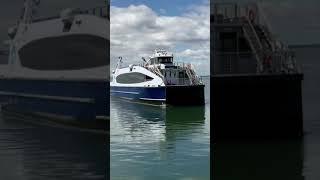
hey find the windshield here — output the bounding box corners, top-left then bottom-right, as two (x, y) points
(158, 57), (173, 63)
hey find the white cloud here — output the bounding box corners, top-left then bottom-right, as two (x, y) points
(110, 2), (210, 75)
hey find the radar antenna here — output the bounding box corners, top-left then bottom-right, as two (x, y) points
(116, 56), (123, 69)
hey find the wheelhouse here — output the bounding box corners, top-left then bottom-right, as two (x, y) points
(145, 49), (203, 86)
(148, 50), (174, 65)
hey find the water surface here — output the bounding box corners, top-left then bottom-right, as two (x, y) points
(110, 78), (210, 180)
(0, 112), (108, 180)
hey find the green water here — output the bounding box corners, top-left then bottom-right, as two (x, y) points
(110, 78), (210, 180)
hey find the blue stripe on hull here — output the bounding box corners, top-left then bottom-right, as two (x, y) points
(0, 79), (109, 120)
(110, 86), (166, 102)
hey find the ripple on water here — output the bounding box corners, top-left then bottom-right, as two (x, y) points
(110, 79), (211, 179)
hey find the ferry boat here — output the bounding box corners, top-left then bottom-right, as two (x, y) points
(0, 0), (109, 130)
(111, 49), (205, 105)
(211, 2), (303, 139)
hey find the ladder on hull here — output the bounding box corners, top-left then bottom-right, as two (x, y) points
(185, 64), (200, 85)
(242, 17), (264, 73)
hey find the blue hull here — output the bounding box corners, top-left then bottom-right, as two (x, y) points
(0, 78), (109, 121)
(111, 85), (205, 106)
(110, 86), (166, 102)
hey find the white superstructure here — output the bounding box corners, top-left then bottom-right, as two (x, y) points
(2, 0), (109, 80)
(111, 49), (203, 87)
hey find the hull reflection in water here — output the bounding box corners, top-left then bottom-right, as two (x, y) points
(110, 98), (209, 179)
(0, 113), (108, 180)
(213, 140), (304, 180)
(111, 98), (205, 137)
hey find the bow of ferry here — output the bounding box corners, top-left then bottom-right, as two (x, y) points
(0, 0), (109, 131)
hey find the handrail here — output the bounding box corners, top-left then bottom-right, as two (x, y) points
(244, 16), (263, 50)
(255, 3), (276, 51)
(31, 6), (108, 23)
(185, 65), (194, 85)
(242, 17), (263, 72)
(147, 66), (164, 79)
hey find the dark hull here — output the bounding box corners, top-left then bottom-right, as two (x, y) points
(166, 85), (205, 106)
(211, 73), (303, 140)
(0, 78), (109, 131)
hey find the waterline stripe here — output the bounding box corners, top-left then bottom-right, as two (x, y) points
(0, 91), (94, 103)
(117, 98), (166, 107)
(110, 90), (139, 95)
(139, 98), (166, 101)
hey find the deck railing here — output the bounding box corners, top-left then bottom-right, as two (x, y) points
(32, 6), (108, 23)
(141, 62), (203, 85)
(212, 2), (300, 75)
(79, 6), (108, 18)
(214, 50), (299, 74)
(212, 2), (268, 26)
(164, 78), (191, 86)
(212, 3), (257, 23)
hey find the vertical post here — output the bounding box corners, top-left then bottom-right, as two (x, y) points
(236, 30), (239, 73)
(214, 4), (217, 15)
(235, 4), (237, 18)
(183, 63), (185, 85)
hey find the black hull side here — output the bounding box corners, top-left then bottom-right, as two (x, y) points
(166, 85), (205, 106)
(0, 78), (109, 133)
(211, 73), (304, 141)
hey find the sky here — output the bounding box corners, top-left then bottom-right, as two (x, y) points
(111, 0), (207, 16)
(213, 0), (320, 45)
(110, 0), (210, 76)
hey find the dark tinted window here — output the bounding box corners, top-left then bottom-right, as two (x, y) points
(158, 57), (173, 63)
(116, 72), (153, 84)
(18, 34), (108, 70)
(220, 32), (237, 52)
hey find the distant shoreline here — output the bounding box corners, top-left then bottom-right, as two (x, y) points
(289, 44), (320, 48)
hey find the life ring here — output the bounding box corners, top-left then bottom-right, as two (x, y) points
(248, 10), (255, 22)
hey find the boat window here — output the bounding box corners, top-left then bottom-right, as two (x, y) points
(150, 58), (158, 64)
(18, 34), (108, 70)
(220, 32), (237, 52)
(239, 37), (251, 52)
(158, 57), (173, 64)
(146, 75), (153, 80)
(179, 71), (189, 78)
(179, 72), (184, 78)
(116, 72), (153, 84)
